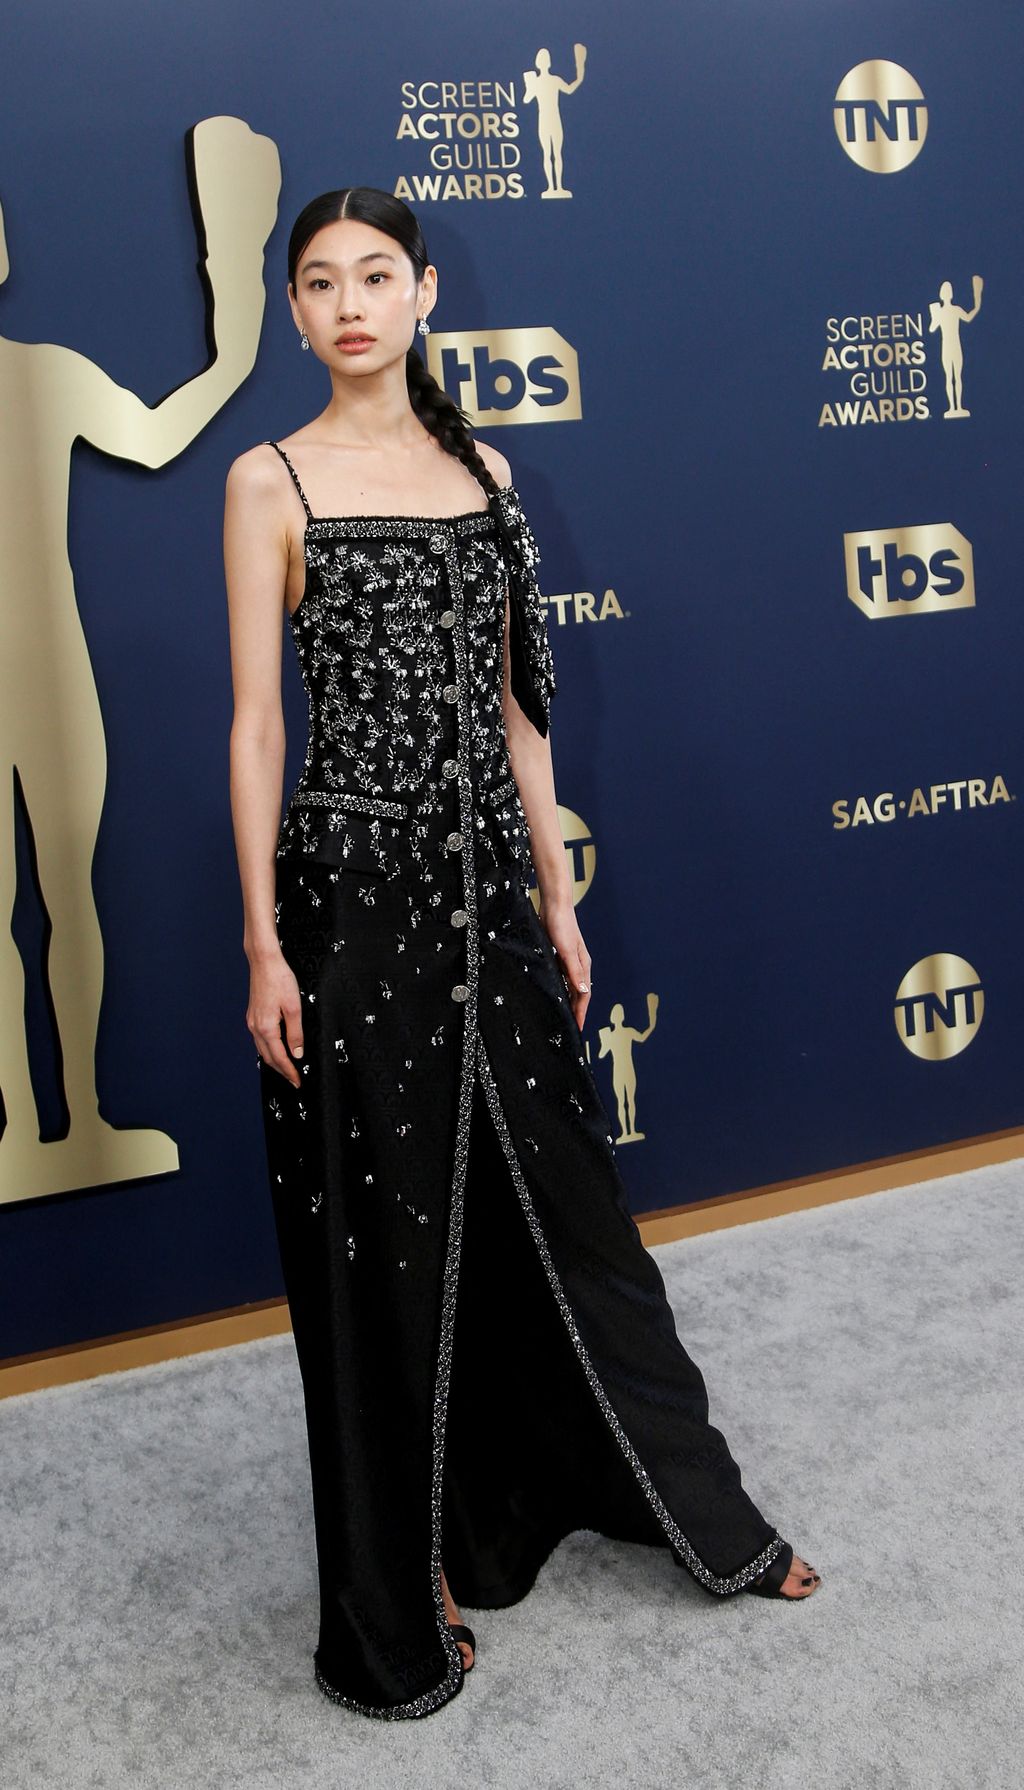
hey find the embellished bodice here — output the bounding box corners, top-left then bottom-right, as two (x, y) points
(265, 443), (557, 885)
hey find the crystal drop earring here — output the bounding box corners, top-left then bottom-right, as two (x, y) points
(300, 329), (309, 351)
(417, 316), (430, 336)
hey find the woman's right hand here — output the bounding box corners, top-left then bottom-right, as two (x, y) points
(248, 950), (305, 1087)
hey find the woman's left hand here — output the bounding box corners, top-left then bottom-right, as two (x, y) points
(537, 897), (592, 1030)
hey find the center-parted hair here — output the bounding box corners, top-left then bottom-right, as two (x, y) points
(287, 187), (501, 501)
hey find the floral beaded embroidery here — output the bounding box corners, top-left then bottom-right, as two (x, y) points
(273, 486), (555, 867)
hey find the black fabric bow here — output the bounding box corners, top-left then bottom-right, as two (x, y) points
(488, 492), (551, 738)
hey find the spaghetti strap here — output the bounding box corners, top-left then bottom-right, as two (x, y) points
(266, 439), (315, 521)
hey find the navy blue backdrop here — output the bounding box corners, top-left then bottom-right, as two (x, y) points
(1, 0), (1020, 1356)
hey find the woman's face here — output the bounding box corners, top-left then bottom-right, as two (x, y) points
(288, 217), (435, 372)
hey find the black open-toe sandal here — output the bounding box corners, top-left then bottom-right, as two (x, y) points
(743, 1541), (817, 1598)
(449, 1621), (476, 1670)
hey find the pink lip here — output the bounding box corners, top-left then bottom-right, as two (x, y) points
(337, 337), (374, 351)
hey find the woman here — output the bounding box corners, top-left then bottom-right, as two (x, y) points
(223, 187), (821, 1722)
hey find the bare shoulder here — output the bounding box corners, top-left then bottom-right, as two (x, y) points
(225, 439), (286, 505)
(473, 438), (514, 490)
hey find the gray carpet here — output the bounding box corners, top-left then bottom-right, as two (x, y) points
(3, 1158), (1022, 1790)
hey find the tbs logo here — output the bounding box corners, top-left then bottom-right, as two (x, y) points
(426, 327), (582, 426)
(844, 524), (975, 618)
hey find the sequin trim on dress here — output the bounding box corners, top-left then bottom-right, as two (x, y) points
(420, 526), (485, 1683)
(473, 1038), (787, 1597)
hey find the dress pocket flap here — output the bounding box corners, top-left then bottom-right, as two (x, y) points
(288, 789), (409, 821)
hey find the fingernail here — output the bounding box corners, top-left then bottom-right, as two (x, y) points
(293, 1046), (303, 1057)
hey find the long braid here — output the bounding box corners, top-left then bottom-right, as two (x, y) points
(404, 347), (549, 735)
(405, 350), (500, 500)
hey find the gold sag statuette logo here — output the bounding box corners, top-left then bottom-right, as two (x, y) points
(523, 44), (587, 198)
(894, 955), (984, 1061)
(425, 326), (581, 426)
(527, 803), (595, 915)
(930, 277), (984, 417)
(832, 776), (1011, 830)
(0, 117), (281, 1207)
(844, 525), (974, 618)
(597, 995), (660, 1145)
(394, 43), (587, 203)
(834, 61), (927, 173)
(819, 278), (986, 428)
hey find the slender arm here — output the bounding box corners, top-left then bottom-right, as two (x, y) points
(223, 451), (291, 963)
(223, 446), (308, 1084)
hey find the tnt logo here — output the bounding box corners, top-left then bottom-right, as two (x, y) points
(425, 327), (582, 426)
(894, 954), (984, 1061)
(834, 61), (928, 173)
(844, 524), (975, 618)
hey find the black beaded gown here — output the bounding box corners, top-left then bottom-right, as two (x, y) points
(257, 440), (786, 1721)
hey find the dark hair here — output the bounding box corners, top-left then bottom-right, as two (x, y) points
(287, 187), (500, 500)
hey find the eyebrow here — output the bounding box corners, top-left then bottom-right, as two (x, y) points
(300, 252), (397, 273)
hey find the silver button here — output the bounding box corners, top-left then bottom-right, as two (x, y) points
(441, 758), (458, 779)
(442, 683), (458, 703)
(451, 983), (469, 1002)
(446, 831), (463, 852)
(439, 610), (455, 628)
(450, 909), (468, 928)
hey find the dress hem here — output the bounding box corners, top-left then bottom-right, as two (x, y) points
(313, 1655), (465, 1722)
(473, 1038), (786, 1598)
